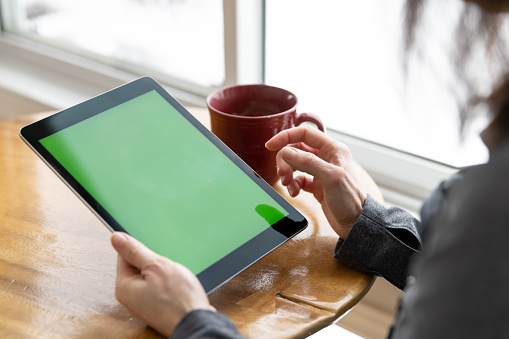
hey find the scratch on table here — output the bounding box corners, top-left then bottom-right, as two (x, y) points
(6, 279), (15, 291)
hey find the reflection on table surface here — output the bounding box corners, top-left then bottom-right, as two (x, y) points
(0, 109), (374, 338)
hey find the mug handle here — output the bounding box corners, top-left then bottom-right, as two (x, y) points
(295, 113), (325, 132)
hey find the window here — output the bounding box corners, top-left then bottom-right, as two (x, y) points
(1, 0), (482, 207)
(265, 0), (489, 168)
(2, 0), (225, 90)
(2, 0), (487, 167)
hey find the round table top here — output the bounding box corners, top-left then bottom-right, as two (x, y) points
(0, 110), (374, 338)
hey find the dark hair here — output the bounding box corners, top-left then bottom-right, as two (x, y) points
(404, 0), (509, 139)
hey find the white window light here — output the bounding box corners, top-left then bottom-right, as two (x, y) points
(0, 0), (468, 212)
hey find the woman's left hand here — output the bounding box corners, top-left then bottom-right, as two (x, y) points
(111, 232), (214, 338)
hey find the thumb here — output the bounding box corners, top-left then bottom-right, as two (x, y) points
(281, 146), (335, 182)
(111, 232), (157, 270)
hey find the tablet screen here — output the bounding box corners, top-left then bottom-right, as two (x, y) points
(39, 90), (288, 274)
(20, 77), (307, 293)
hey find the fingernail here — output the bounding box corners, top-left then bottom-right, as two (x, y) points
(288, 185), (295, 196)
(113, 232), (127, 245)
(282, 147), (297, 160)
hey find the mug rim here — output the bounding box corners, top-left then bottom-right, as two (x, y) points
(206, 84), (298, 119)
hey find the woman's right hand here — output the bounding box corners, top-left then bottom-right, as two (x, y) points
(266, 126), (382, 239)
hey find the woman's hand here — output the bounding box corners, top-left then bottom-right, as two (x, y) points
(111, 232), (214, 338)
(266, 126), (382, 239)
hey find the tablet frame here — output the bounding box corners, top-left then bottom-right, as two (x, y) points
(19, 77), (308, 294)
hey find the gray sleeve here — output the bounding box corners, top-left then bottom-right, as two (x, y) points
(334, 194), (422, 290)
(172, 310), (243, 339)
(391, 155), (509, 338)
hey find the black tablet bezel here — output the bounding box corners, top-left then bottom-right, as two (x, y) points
(19, 77), (307, 294)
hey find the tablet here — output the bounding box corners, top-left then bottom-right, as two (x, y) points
(20, 77), (307, 294)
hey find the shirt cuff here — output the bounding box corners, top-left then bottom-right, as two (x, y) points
(172, 309), (243, 339)
(333, 194), (420, 290)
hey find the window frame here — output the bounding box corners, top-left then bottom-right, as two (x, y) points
(0, 0), (457, 213)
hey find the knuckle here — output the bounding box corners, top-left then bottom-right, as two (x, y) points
(300, 125), (314, 133)
(144, 256), (166, 273)
(301, 151), (317, 167)
(334, 141), (352, 157)
(125, 245), (143, 265)
(330, 143), (352, 165)
(323, 165), (347, 184)
(341, 145), (352, 158)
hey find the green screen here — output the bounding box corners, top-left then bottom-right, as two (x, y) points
(40, 90), (287, 274)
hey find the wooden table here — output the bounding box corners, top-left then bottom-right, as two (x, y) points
(0, 108), (375, 338)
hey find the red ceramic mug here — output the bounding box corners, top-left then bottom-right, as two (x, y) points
(206, 84), (324, 186)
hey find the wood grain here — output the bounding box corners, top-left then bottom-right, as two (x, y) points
(0, 109), (374, 338)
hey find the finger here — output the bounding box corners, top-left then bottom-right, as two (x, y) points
(114, 253), (141, 307)
(286, 178), (299, 197)
(281, 146), (337, 183)
(287, 142), (319, 155)
(111, 232), (157, 271)
(112, 233), (142, 280)
(276, 140), (319, 186)
(294, 174), (315, 195)
(276, 150), (295, 185)
(266, 126), (326, 152)
(116, 251), (139, 278)
(267, 126), (342, 164)
(286, 174), (312, 197)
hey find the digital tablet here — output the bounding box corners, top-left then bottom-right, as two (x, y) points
(20, 77), (307, 294)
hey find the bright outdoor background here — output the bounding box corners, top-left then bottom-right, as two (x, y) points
(2, 0), (491, 167)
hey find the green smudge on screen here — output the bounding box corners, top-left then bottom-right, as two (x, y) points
(255, 204), (287, 225)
